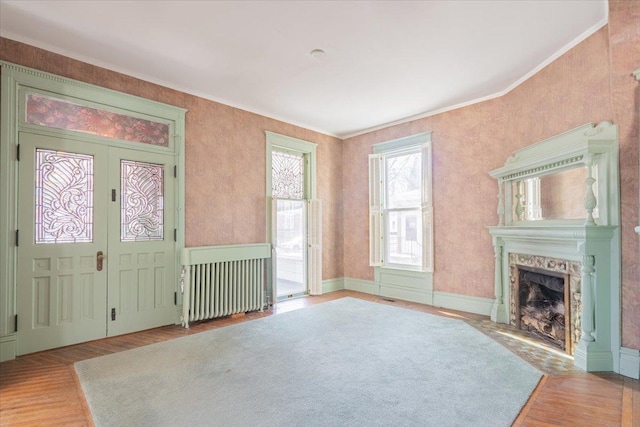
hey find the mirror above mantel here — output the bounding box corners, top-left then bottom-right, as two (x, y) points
(490, 121), (619, 227)
(510, 166), (597, 222)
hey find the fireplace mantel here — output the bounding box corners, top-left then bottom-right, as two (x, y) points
(487, 122), (620, 373)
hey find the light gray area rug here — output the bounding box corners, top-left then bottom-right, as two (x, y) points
(75, 297), (541, 427)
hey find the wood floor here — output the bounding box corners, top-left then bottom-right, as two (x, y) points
(1, 290), (638, 426)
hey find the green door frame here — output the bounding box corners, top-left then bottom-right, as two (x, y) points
(265, 131), (317, 304)
(0, 61), (186, 361)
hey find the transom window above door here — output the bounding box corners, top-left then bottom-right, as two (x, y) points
(23, 91), (172, 148)
(271, 151), (305, 199)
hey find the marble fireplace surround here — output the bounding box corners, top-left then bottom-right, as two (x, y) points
(487, 122), (621, 373)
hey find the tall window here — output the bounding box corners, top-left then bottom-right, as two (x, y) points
(369, 133), (433, 271)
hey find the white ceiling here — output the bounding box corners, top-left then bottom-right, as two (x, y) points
(0, 1), (607, 138)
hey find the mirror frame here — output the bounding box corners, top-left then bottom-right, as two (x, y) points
(489, 122), (619, 227)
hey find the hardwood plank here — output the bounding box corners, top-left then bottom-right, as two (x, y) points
(512, 375), (547, 426)
(622, 375), (640, 426)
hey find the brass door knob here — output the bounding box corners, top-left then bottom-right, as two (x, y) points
(97, 251), (105, 271)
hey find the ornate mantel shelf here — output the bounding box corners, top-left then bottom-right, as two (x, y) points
(487, 225), (616, 242)
(486, 122), (621, 373)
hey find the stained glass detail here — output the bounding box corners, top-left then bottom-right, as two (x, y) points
(26, 93), (170, 147)
(121, 160), (164, 242)
(35, 149), (94, 244)
(272, 151), (304, 199)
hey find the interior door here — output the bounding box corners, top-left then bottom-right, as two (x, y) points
(17, 133), (177, 355)
(17, 132), (109, 355)
(107, 148), (175, 336)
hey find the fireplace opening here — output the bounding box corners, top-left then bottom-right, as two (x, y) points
(515, 267), (571, 353)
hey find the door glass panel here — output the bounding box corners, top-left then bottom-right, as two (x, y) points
(276, 200), (306, 297)
(35, 149), (94, 244)
(121, 160), (164, 242)
(272, 151), (304, 199)
(26, 93), (170, 147)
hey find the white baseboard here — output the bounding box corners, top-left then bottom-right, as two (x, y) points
(344, 277), (380, 295)
(344, 277), (493, 317)
(619, 347), (640, 379)
(0, 334), (16, 362)
(322, 278), (345, 293)
(344, 277), (379, 294)
(378, 285), (432, 305)
(432, 291), (493, 316)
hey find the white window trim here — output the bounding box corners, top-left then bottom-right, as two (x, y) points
(370, 132), (433, 272)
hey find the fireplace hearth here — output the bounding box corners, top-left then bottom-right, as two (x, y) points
(516, 269), (569, 352)
(510, 254), (580, 355)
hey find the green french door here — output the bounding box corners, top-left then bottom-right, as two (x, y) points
(16, 132), (175, 355)
(107, 147), (175, 337)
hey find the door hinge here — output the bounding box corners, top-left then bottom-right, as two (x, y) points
(15, 230), (19, 247)
(174, 165), (177, 178)
(174, 292), (177, 305)
(111, 308), (116, 321)
(174, 229), (177, 242)
(14, 314), (17, 332)
(16, 144), (20, 161)
(111, 189), (116, 202)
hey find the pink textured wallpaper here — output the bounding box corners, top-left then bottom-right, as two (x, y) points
(0, 38), (344, 281)
(344, 27), (612, 287)
(609, 0), (640, 350)
(344, 14), (639, 350)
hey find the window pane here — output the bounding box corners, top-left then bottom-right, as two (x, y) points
(275, 200), (306, 297)
(35, 149), (94, 244)
(26, 93), (170, 147)
(272, 151), (304, 199)
(386, 210), (422, 267)
(385, 151), (421, 209)
(121, 160), (164, 242)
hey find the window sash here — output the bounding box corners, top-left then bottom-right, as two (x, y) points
(384, 207), (422, 269)
(368, 134), (433, 272)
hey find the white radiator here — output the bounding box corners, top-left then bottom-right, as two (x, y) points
(180, 243), (271, 328)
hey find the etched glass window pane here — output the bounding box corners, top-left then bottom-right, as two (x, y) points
(35, 149), (94, 244)
(272, 151), (304, 199)
(26, 93), (170, 147)
(121, 160), (164, 242)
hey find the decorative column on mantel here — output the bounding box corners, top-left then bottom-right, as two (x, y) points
(579, 255), (595, 343)
(497, 180), (505, 227)
(490, 243), (507, 323)
(583, 154), (597, 226)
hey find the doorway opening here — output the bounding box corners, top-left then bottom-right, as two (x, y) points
(275, 199), (306, 299)
(265, 132), (318, 304)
